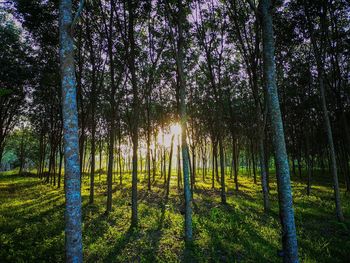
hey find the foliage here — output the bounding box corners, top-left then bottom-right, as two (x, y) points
(0, 9), (32, 160)
(3, 128), (39, 169)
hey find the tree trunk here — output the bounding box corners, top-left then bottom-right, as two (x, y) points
(176, 0), (192, 242)
(306, 157), (312, 196)
(127, 0), (139, 228)
(90, 132), (95, 204)
(147, 104), (151, 191)
(166, 135), (175, 198)
(259, 138), (270, 212)
(53, 148), (57, 186)
(99, 139), (102, 181)
(18, 129), (25, 176)
(118, 134), (123, 186)
(177, 138), (182, 191)
(59, 0), (83, 261)
(261, 0), (299, 261)
(297, 157), (302, 179)
(212, 143), (215, 189)
(292, 158), (296, 178)
(192, 146), (196, 187)
(105, 0), (116, 215)
(232, 136), (239, 191)
(251, 140), (257, 184)
(58, 143), (63, 189)
(37, 129), (44, 178)
(40, 136), (47, 178)
(219, 137), (226, 204)
(306, 3), (344, 222)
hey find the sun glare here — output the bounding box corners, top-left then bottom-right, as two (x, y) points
(170, 123), (182, 136)
(157, 123), (182, 148)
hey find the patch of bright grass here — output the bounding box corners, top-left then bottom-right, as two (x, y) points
(0, 169), (349, 262)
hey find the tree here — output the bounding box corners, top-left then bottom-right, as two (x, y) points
(225, 0), (270, 210)
(260, 0), (299, 261)
(127, 0), (140, 228)
(176, 0), (193, 243)
(0, 10), (30, 162)
(59, 0), (84, 261)
(303, 0), (344, 222)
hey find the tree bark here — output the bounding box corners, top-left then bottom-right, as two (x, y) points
(261, 0), (299, 261)
(166, 135), (175, 199)
(105, 0), (117, 215)
(59, 0), (83, 261)
(127, 0), (139, 228)
(219, 138), (226, 204)
(176, 0), (192, 243)
(58, 142), (63, 189)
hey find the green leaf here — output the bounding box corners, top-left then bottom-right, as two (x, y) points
(0, 88), (13, 97)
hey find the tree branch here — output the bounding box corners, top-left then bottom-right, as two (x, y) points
(71, 0), (85, 35)
(246, 0), (257, 14)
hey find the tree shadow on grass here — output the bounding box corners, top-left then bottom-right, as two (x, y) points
(98, 226), (140, 263)
(191, 202), (279, 262)
(0, 203), (66, 263)
(140, 198), (167, 262)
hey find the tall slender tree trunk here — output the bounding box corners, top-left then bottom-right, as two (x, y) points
(118, 133), (123, 186)
(176, 0), (192, 243)
(259, 138), (270, 212)
(215, 145), (219, 183)
(232, 136), (239, 191)
(146, 102), (151, 191)
(297, 155), (302, 179)
(59, 0), (83, 261)
(166, 135), (175, 199)
(127, 0), (139, 228)
(317, 71), (344, 221)
(202, 145), (206, 182)
(305, 3), (344, 222)
(177, 138), (182, 191)
(90, 131), (95, 204)
(106, 125), (115, 213)
(37, 129), (44, 177)
(105, 0), (117, 214)
(87, 19), (97, 204)
(212, 142), (216, 189)
(0, 145), (4, 166)
(53, 149), (57, 186)
(261, 0), (298, 261)
(99, 139), (102, 181)
(192, 146), (196, 187)
(40, 136), (47, 178)
(58, 142), (63, 189)
(251, 140), (257, 184)
(47, 145), (53, 184)
(291, 158), (296, 178)
(163, 146), (166, 183)
(306, 159), (312, 196)
(219, 137), (226, 204)
(153, 139), (157, 182)
(18, 129), (25, 176)
(339, 145), (350, 192)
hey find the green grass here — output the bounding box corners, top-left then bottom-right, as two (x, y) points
(0, 169), (349, 262)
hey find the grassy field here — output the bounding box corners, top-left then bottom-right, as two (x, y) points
(0, 169), (349, 262)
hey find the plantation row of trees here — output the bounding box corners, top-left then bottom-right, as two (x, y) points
(1, 0), (349, 262)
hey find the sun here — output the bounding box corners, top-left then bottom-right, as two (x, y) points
(156, 122), (182, 148)
(170, 123), (182, 136)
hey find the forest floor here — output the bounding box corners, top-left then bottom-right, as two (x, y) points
(0, 169), (349, 263)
